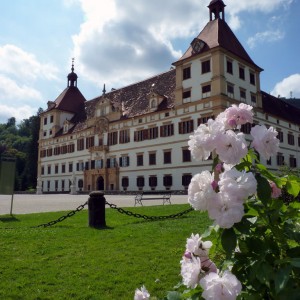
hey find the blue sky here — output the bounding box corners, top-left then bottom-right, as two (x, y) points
(0, 0), (299, 123)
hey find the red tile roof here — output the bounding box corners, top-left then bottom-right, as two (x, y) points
(261, 91), (300, 125)
(50, 86), (86, 114)
(175, 18), (263, 71)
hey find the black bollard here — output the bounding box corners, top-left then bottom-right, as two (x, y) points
(88, 191), (106, 228)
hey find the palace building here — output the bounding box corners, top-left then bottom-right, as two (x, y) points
(37, 0), (300, 194)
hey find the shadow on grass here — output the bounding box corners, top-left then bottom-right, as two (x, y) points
(0, 215), (20, 223)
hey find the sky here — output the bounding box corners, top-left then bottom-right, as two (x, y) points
(0, 0), (299, 123)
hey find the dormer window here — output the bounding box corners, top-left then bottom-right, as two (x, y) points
(63, 120), (71, 134)
(148, 92), (164, 112)
(151, 99), (157, 109)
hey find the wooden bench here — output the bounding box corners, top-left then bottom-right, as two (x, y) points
(134, 191), (172, 206)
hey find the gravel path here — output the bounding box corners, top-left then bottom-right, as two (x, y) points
(0, 193), (189, 215)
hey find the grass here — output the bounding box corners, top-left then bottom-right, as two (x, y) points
(0, 204), (211, 300)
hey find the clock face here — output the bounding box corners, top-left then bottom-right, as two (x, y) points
(191, 38), (205, 54)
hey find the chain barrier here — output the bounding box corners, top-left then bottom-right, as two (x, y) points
(32, 201), (88, 228)
(105, 200), (194, 220)
(1, 199), (193, 230)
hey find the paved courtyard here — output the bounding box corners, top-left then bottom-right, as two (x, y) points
(0, 193), (189, 215)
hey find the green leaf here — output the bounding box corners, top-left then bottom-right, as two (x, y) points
(286, 179), (300, 197)
(256, 261), (273, 285)
(256, 174), (272, 204)
(167, 291), (182, 300)
(290, 258), (300, 268)
(221, 228), (237, 257)
(274, 266), (291, 294)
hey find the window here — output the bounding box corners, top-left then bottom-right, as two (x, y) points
(277, 130), (283, 143)
(182, 148), (191, 162)
(149, 176), (157, 188)
(288, 133), (295, 145)
(241, 123), (252, 134)
(267, 158), (272, 166)
(277, 153), (284, 166)
(119, 156), (130, 167)
(108, 131), (118, 145)
(122, 177), (129, 189)
(43, 117), (47, 125)
(86, 136), (95, 149)
(54, 146), (60, 156)
(47, 181), (50, 191)
(61, 180), (65, 192)
(43, 131), (47, 137)
(149, 153), (156, 165)
(163, 175), (173, 188)
(106, 158), (116, 168)
(183, 66), (191, 80)
(197, 116), (214, 126)
(240, 89), (246, 101)
(148, 127), (158, 140)
(77, 138), (84, 151)
(182, 174), (192, 188)
(290, 156), (297, 168)
(50, 115), (54, 123)
(227, 60), (233, 74)
(95, 159), (104, 169)
(227, 83), (234, 98)
(40, 149), (46, 158)
(119, 129), (130, 143)
(251, 93), (256, 103)
(164, 151), (172, 164)
(68, 144), (75, 153)
(202, 60), (210, 73)
(239, 67), (245, 80)
(85, 161), (90, 170)
(61, 164), (66, 174)
(46, 148), (52, 157)
(61, 145), (68, 154)
(134, 127), (158, 141)
(160, 124), (174, 137)
(183, 90), (191, 103)
(55, 165), (59, 174)
(47, 165), (51, 175)
(41, 166), (45, 175)
(202, 84), (211, 98)
(298, 136), (300, 147)
(179, 120), (194, 134)
(91, 160), (95, 169)
(250, 71), (255, 85)
(76, 162), (84, 171)
(55, 180), (58, 191)
(137, 154), (144, 166)
(69, 162), (73, 173)
(137, 176), (145, 188)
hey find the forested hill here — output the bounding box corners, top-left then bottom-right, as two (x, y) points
(0, 109), (41, 191)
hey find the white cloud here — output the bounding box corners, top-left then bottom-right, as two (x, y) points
(69, 0), (294, 90)
(247, 30), (285, 48)
(0, 104), (37, 123)
(0, 45), (59, 82)
(271, 74), (300, 98)
(72, 0), (209, 89)
(0, 74), (42, 101)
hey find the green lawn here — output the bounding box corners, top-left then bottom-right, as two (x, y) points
(0, 204), (211, 300)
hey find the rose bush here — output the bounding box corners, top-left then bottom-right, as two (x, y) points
(135, 104), (300, 299)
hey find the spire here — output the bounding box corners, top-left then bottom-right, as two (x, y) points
(208, 0), (226, 21)
(67, 58), (78, 87)
(102, 83), (106, 95)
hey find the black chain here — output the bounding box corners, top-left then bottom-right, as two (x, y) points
(33, 201), (88, 228)
(105, 200), (193, 220)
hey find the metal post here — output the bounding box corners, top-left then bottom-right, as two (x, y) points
(88, 191), (106, 228)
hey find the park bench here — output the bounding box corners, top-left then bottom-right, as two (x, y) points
(134, 191), (172, 206)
